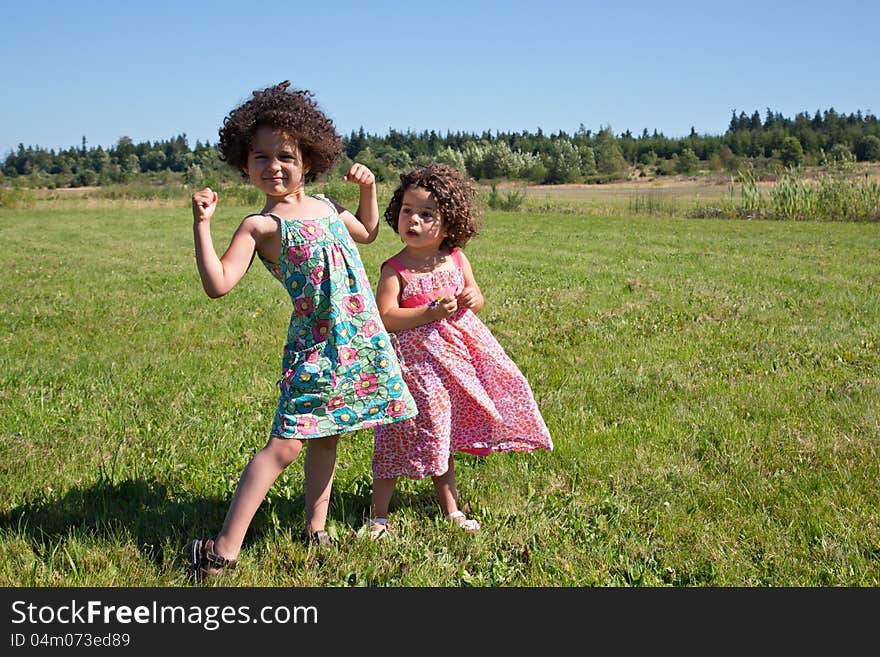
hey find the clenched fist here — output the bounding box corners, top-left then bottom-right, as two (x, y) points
(192, 188), (218, 223)
(342, 163), (376, 187)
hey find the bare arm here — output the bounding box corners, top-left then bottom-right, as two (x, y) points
(191, 187), (260, 298)
(375, 263), (458, 332)
(337, 162), (379, 244)
(456, 250), (485, 313)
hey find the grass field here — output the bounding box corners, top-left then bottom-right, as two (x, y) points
(1, 191), (879, 586)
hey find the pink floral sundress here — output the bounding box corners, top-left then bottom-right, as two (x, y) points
(372, 248), (553, 480)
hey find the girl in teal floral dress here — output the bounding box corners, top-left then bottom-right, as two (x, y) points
(187, 81), (416, 582)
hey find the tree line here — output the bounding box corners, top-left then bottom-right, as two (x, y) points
(3, 107), (879, 189)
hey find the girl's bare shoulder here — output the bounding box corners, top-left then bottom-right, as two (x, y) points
(241, 212), (280, 232)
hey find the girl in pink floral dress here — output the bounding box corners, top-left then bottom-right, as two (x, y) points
(369, 163), (552, 537)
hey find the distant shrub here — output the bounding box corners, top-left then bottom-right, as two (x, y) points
(825, 144), (855, 165)
(522, 161), (548, 184)
(486, 184), (526, 211)
(657, 157), (677, 176)
(0, 187), (36, 208)
(780, 137), (805, 167)
(313, 178), (360, 207)
(676, 148), (700, 175)
(184, 164), (204, 186)
(217, 184), (264, 206)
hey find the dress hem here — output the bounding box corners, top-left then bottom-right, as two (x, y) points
(270, 410), (418, 442)
(373, 443), (552, 480)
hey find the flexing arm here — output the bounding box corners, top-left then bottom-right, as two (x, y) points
(375, 263), (458, 332)
(338, 163), (379, 244)
(191, 187), (258, 298)
(456, 250), (485, 313)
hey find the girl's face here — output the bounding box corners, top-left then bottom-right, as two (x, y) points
(398, 186), (446, 249)
(246, 126), (310, 197)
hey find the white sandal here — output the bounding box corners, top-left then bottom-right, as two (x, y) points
(368, 517), (389, 540)
(446, 510), (480, 533)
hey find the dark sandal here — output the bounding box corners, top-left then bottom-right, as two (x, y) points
(188, 537), (236, 583)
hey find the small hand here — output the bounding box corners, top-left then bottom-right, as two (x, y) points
(192, 188), (218, 223)
(343, 162), (376, 187)
(458, 287), (479, 309)
(429, 296), (458, 318)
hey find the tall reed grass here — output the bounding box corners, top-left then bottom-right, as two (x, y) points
(627, 193), (682, 217)
(692, 166), (880, 222)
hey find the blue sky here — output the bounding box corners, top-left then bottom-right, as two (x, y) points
(2, 0), (878, 158)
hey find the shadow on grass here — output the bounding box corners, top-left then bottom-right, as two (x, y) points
(0, 476), (440, 563)
(0, 478), (233, 565)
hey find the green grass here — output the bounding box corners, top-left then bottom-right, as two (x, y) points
(1, 196), (879, 586)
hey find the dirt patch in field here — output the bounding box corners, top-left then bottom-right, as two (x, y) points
(34, 186), (101, 197)
(485, 163), (880, 199)
(486, 175), (746, 200)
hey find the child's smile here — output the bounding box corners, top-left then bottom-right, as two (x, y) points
(247, 126), (310, 197)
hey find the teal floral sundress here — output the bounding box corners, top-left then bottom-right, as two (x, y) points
(256, 194), (417, 440)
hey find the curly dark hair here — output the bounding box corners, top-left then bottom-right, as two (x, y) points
(217, 81), (342, 182)
(384, 163), (480, 249)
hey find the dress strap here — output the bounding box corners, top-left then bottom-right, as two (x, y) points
(382, 256), (412, 282)
(312, 193), (339, 215)
(450, 247), (464, 270)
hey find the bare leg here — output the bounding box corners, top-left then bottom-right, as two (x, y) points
(303, 434), (339, 534)
(431, 454), (460, 519)
(370, 477), (398, 523)
(214, 437), (303, 560)
(432, 455), (479, 532)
